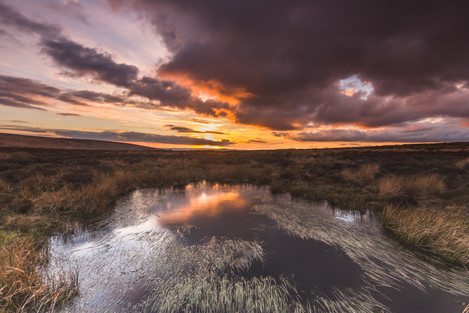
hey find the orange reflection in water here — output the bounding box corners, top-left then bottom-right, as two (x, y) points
(158, 191), (247, 226)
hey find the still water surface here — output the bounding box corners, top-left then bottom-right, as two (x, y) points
(47, 183), (469, 312)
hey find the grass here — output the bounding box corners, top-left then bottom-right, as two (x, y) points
(341, 163), (380, 185)
(383, 205), (469, 265)
(378, 174), (446, 198)
(252, 201), (469, 310)
(0, 143), (468, 310)
(455, 157), (469, 169)
(0, 234), (77, 312)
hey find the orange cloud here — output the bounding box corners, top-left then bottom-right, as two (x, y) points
(159, 71), (252, 105)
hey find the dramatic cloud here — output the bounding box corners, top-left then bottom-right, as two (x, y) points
(0, 125), (233, 146)
(0, 74), (156, 110)
(0, 2), (229, 117)
(109, 0), (469, 130)
(0, 75), (59, 109)
(2, 1), (469, 144)
(42, 37), (139, 88)
(57, 112), (81, 117)
(42, 37), (231, 115)
(165, 124), (225, 134)
(292, 119), (469, 142)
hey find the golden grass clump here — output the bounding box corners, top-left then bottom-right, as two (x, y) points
(455, 157), (469, 169)
(32, 169), (136, 217)
(378, 174), (445, 197)
(413, 175), (446, 194)
(341, 164), (380, 184)
(0, 237), (77, 312)
(383, 205), (469, 265)
(0, 178), (11, 193)
(19, 174), (62, 197)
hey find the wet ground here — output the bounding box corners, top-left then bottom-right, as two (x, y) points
(46, 183), (469, 313)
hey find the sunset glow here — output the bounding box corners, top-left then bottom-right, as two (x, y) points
(0, 0), (468, 149)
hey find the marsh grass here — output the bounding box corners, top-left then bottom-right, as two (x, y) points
(0, 178), (11, 193)
(383, 205), (469, 265)
(253, 202), (469, 298)
(0, 236), (77, 312)
(341, 163), (380, 184)
(455, 157), (469, 169)
(143, 233), (388, 313)
(378, 174), (446, 198)
(0, 144), (468, 310)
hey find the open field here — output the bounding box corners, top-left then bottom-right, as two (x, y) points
(0, 142), (468, 311)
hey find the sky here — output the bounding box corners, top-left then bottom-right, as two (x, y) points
(0, 0), (468, 149)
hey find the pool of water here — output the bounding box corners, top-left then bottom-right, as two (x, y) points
(47, 183), (469, 313)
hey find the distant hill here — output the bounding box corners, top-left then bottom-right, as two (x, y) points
(0, 133), (153, 150)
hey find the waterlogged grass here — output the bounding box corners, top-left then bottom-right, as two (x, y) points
(383, 205), (469, 265)
(0, 144), (468, 310)
(146, 238), (302, 313)
(149, 239), (389, 313)
(48, 186), (467, 313)
(252, 202), (469, 303)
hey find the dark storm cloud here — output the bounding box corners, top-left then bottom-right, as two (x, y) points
(58, 90), (127, 106)
(40, 30), (230, 115)
(41, 37), (139, 88)
(110, 0), (469, 130)
(3, 1), (469, 142)
(0, 125), (233, 146)
(0, 75), (59, 110)
(57, 112), (81, 117)
(0, 2), (229, 116)
(0, 74), (158, 110)
(292, 121), (469, 143)
(165, 124), (225, 134)
(0, 97), (46, 110)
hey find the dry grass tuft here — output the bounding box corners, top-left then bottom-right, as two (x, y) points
(341, 164), (380, 184)
(378, 174), (445, 197)
(33, 170), (135, 217)
(0, 237), (78, 312)
(413, 175), (446, 194)
(0, 178), (11, 193)
(455, 157), (469, 169)
(0, 151), (30, 161)
(383, 205), (469, 265)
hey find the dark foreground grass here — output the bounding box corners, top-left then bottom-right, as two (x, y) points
(0, 143), (468, 311)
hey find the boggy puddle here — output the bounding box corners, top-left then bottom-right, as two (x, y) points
(47, 183), (469, 313)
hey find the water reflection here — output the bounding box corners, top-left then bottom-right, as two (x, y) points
(46, 183), (469, 313)
(158, 190), (246, 225)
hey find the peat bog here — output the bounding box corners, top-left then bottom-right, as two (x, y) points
(0, 143), (468, 312)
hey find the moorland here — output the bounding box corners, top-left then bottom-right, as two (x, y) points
(0, 141), (468, 311)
